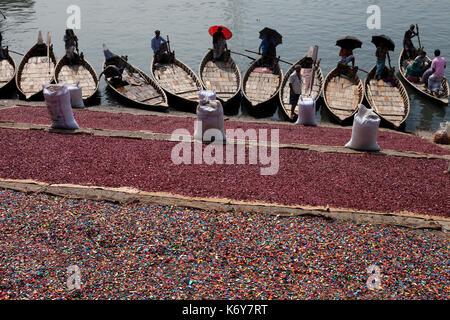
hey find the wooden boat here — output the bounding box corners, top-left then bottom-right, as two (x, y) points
(55, 54), (99, 101)
(198, 49), (241, 114)
(364, 65), (410, 128)
(323, 66), (364, 122)
(398, 48), (449, 105)
(16, 32), (57, 100)
(242, 57), (283, 116)
(150, 54), (203, 112)
(102, 46), (168, 111)
(0, 47), (16, 92)
(279, 45), (324, 119)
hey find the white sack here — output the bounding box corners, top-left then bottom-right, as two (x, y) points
(43, 83), (79, 130)
(67, 83), (85, 109)
(345, 104), (381, 151)
(194, 100), (226, 142)
(296, 95), (317, 126)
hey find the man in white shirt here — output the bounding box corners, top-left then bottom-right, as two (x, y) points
(289, 64), (302, 120)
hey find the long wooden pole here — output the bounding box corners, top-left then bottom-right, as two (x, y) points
(416, 24), (422, 50)
(9, 49), (24, 56)
(47, 32), (51, 74)
(224, 50), (256, 61)
(244, 49), (293, 65)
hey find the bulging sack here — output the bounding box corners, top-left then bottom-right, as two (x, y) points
(345, 104), (381, 151)
(67, 83), (85, 109)
(194, 100), (226, 142)
(296, 95), (317, 126)
(434, 121), (450, 145)
(43, 83), (79, 130)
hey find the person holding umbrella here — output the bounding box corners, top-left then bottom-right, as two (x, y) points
(375, 42), (389, 80)
(336, 36), (362, 79)
(209, 26), (232, 62)
(372, 35), (395, 81)
(258, 28), (282, 67)
(259, 35), (276, 66)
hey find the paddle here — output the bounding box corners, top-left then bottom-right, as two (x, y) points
(0, 10), (6, 19)
(221, 49), (256, 61)
(416, 24), (423, 51)
(9, 49), (25, 56)
(244, 49), (293, 65)
(47, 32), (51, 74)
(308, 58), (321, 96)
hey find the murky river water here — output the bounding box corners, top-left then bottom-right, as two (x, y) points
(0, 0), (449, 131)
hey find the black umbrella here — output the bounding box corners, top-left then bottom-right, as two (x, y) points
(336, 36), (363, 50)
(371, 35), (395, 51)
(259, 27), (282, 46)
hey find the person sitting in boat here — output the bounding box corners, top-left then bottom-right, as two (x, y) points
(375, 42), (389, 81)
(288, 64), (303, 120)
(151, 30), (169, 63)
(64, 29), (79, 65)
(403, 25), (418, 59)
(405, 60), (423, 83)
(414, 51), (429, 73)
(259, 35), (276, 66)
(422, 50), (446, 95)
(212, 27), (228, 62)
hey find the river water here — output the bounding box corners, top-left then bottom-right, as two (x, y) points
(0, 0), (449, 131)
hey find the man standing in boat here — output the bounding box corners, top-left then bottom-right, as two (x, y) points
(259, 35), (276, 66)
(375, 42), (389, 80)
(288, 64), (302, 120)
(403, 25), (418, 59)
(151, 30), (168, 63)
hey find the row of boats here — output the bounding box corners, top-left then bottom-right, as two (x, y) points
(1, 32), (448, 130)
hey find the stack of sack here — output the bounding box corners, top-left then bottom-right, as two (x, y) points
(194, 90), (226, 143)
(345, 104), (381, 152)
(43, 83), (79, 130)
(295, 95), (317, 126)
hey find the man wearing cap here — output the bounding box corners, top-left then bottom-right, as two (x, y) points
(151, 30), (167, 63)
(288, 64), (303, 120)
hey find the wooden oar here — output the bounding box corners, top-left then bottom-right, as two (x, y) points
(416, 24), (423, 51)
(47, 32), (51, 74)
(244, 49), (293, 65)
(224, 50), (256, 61)
(358, 67), (370, 74)
(308, 58), (321, 95)
(9, 49), (24, 56)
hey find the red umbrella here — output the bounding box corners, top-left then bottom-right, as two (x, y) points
(208, 25), (232, 40)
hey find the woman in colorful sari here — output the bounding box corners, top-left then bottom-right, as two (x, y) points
(405, 61), (423, 83)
